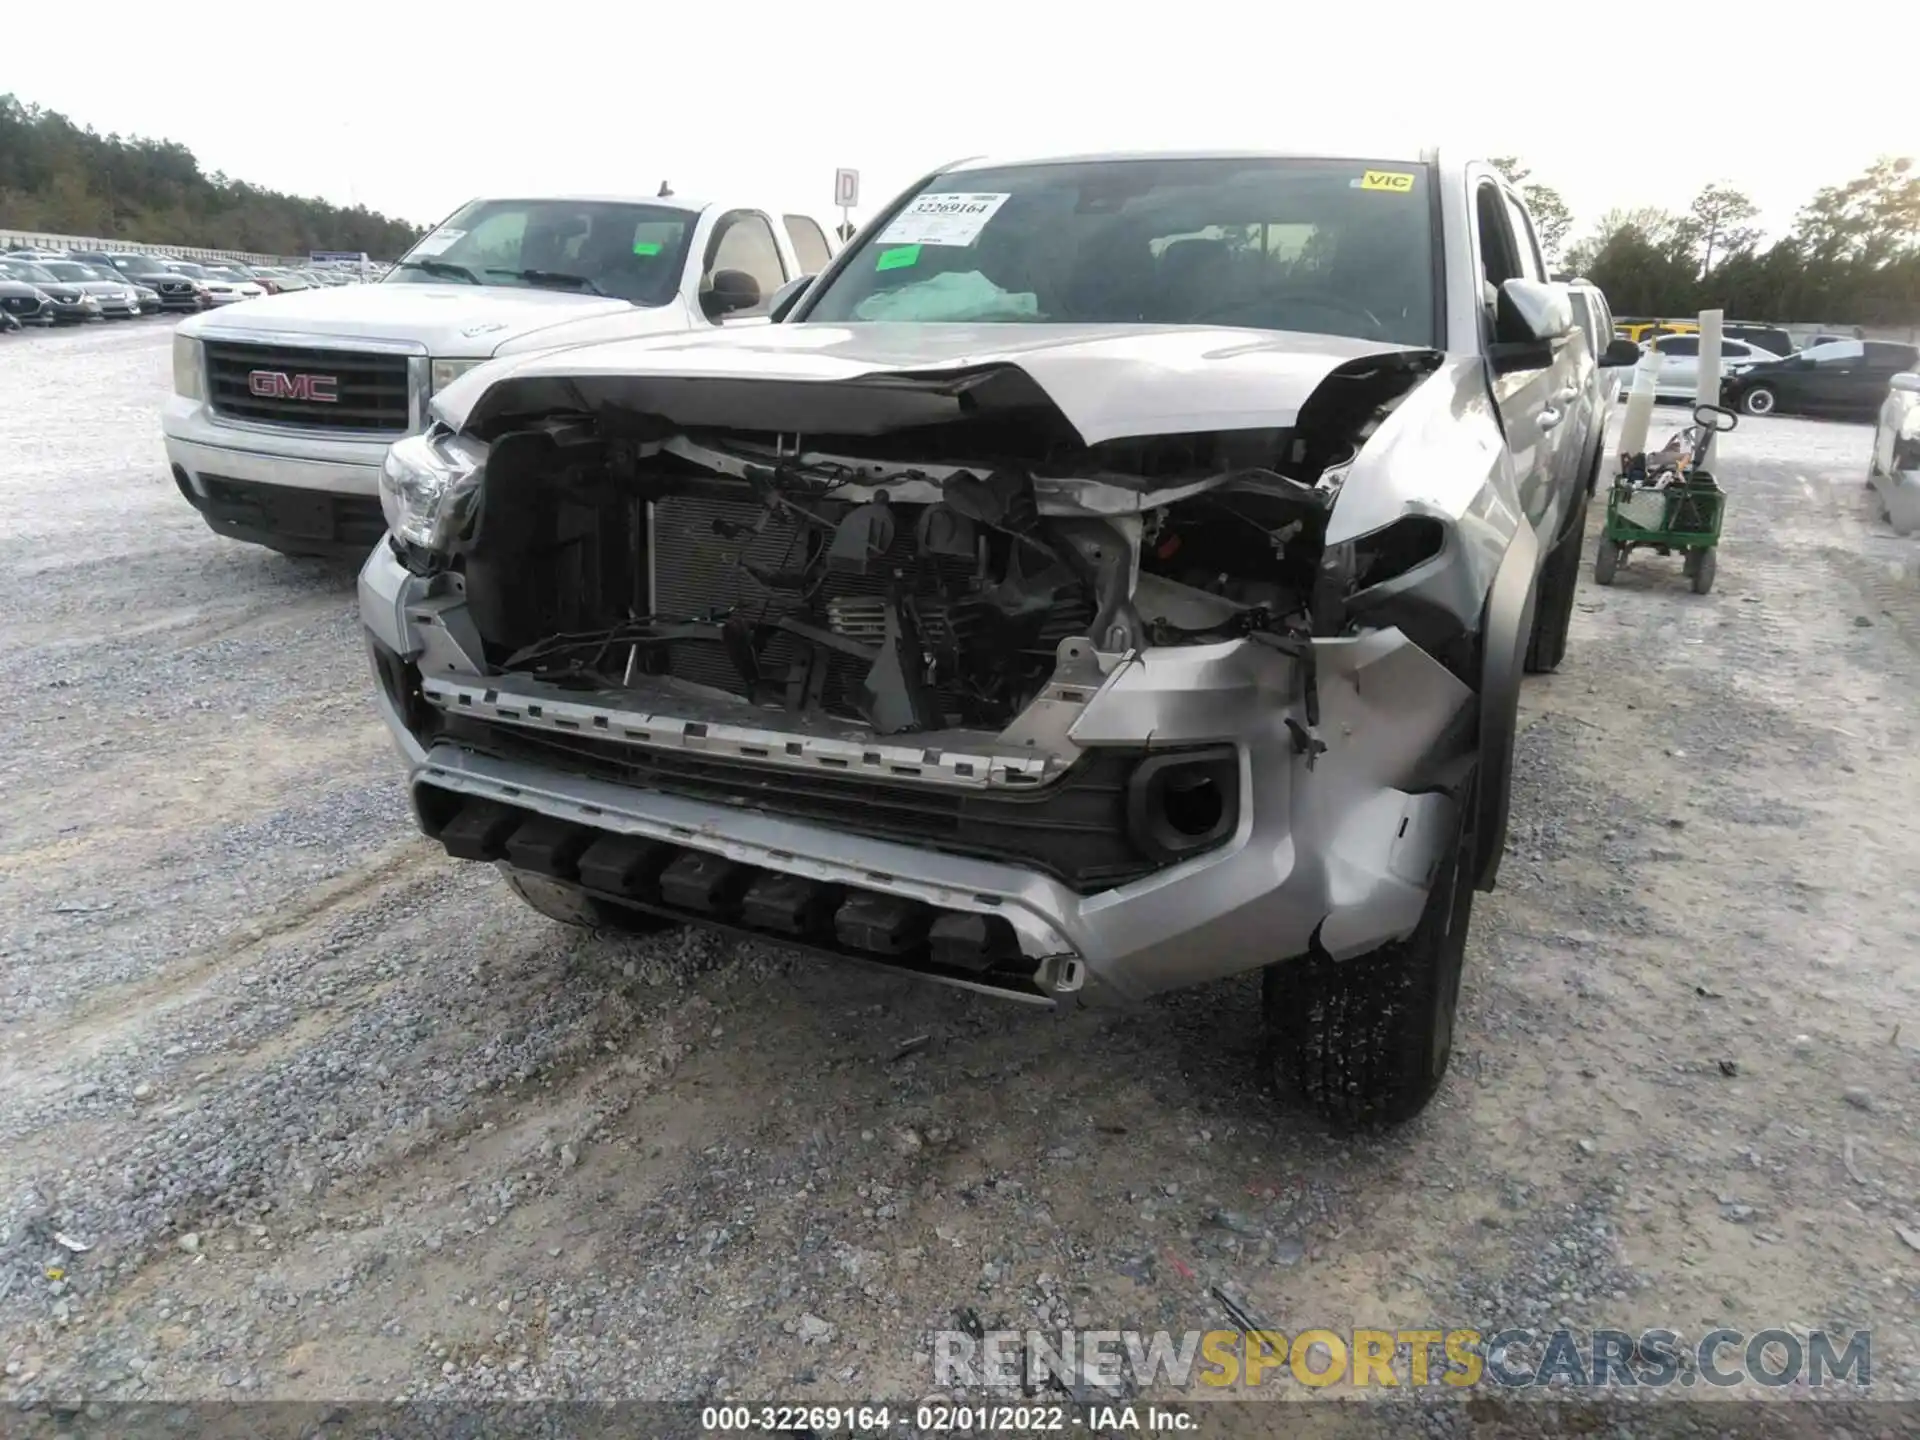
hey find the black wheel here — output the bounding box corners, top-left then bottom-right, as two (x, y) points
(1524, 484), (1590, 674)
(1265, 768), (1479, 1130)
(1741, 386), (1776, 417)
(500, 866), (680, 936)
(1690, 547), (1717, 595)
(1594, 537), (1621, 586)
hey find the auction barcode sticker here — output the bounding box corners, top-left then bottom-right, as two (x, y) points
(876, 193), (1011, 248)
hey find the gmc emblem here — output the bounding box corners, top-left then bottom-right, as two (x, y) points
(248, 369), (339, 403)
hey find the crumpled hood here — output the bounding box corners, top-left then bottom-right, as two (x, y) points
(178, 281), (674, 357)
(440, 322), (1434, 447)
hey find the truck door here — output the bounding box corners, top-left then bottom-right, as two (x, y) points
(1472, 179), (1577, 536)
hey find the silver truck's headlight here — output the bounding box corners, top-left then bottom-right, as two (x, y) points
(172, 334), (202, 399)
(430, 358), (486, 393)
(380, 429), (487, 553)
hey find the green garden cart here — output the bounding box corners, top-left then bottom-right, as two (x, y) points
(1594, 402), (1737, 595)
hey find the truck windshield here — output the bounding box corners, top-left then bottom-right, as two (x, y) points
(802, 157), (1438, 348)
(386, 198), (695, 307)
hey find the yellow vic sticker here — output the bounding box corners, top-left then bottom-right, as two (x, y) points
(1359, 171), (1416, 193)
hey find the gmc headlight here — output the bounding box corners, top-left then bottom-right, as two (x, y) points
(430, 358), (486, 393)
(379, 429), (488, 556)
(172, 334), (202, 400)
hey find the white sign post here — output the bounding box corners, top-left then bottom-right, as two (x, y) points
(833, 168), (860, 246)
(1694, 309), (1725, 469)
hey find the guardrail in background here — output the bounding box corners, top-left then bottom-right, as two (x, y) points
(1, 227), (311, 268)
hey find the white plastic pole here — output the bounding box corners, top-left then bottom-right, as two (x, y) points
(1694, 308), (1725, 469)
(1618, 346), (1662, 459)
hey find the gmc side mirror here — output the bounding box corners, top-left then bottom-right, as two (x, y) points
(701, 268), (761, 319)
(768, 273), (815, 323)
(1600, 337), (1642, 367)
(1889, 372), (1920, 395)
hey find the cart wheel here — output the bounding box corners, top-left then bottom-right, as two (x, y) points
(1690, 547), (1717, 595)
(1683, 549), (1701, 579)
(1594, 538), (1620, 586)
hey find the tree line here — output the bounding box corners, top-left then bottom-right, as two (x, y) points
(0, 95), (423, 259)
(1496, 155), (1920, 326)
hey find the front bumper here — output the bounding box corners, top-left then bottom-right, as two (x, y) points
(1873, 464), (1920, 536)
(358, 545), (1477, 1006)
(47, 299), (99, 323)
(164, 395), (394, 554)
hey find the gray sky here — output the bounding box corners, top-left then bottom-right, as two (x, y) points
(17, 2), (1917, 244)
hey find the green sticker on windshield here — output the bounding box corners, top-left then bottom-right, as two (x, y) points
(876, 244), (921, 272)
(632, 241), (662, 256)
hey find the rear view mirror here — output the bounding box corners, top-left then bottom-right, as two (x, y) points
(1692, 402), (1738, 432)
(1600, 337), (1642, 367)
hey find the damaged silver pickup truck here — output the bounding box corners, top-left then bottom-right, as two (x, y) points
(360, 151), (1639, 1127)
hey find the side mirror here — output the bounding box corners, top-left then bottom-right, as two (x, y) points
(1600, 337), (1642, 367)
(1498, 278), (1576, 344)
(1889, 372), (1920, 395)
(767, 273), (814, 324)
(1487, 279), (1575, 373)
(701, 267), (761, 319)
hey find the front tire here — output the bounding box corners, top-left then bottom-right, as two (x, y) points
(500, 866), (680, 936)
(1265, 768), (1480, 1130)
(1741, 386), (1776, 417)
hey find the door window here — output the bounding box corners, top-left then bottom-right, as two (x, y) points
(1502, 192), (1545, 281)
(782, 214), (833, 274)
(705, 212), (788, 318)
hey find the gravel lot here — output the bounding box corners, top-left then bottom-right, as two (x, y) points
(4, 321), (1920, 1430)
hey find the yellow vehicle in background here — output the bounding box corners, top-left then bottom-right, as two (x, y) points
(1615, 319), (1701, 345)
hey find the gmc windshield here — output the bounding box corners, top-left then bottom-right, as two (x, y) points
(803, 157), (1439, 347)
(385, 199), (695, 308)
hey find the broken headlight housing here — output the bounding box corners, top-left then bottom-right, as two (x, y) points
(378, 427), (488, 560)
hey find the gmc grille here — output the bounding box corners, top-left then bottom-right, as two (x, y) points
(203, 340), (412, 433)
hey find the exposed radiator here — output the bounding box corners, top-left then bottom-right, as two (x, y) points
(647, 492), (1091, 720)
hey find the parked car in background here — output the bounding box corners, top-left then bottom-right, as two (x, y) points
(1869, 370), (1920, 534)
(0, 278), (54, 327)
(166, 261), (265, 306)
(1635, 332), (1783, 401)
(69, 252), (206, 312)
(1566, 278), (1619, 413)
(166, 190), (834, 558)
(1720, 339), (1920, 418)
(24, 260), (144, 318)
(131, 282), (165, 316)
(1616, 319), (1699, 345)
(1722, 323), (1795, 358)
(0, 260), (102, 323)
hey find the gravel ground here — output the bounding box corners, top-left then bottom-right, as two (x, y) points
(3, 321), (1920, 1433)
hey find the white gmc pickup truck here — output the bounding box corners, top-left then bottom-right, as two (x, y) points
(164, 193), (835, 556)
